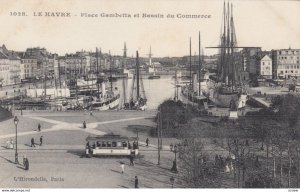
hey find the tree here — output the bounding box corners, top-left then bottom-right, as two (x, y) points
(178, 137), (222, 188)
(155, 100), (188, 137)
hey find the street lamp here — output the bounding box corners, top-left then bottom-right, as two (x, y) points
(170, 176), (175, 188)
(170, 143), (178, 173)
(174, 145), (178, 162)
(14, 116), (19, 164)
(135, 128), (139, 147)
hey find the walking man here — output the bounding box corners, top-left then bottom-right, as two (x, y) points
(129, 155), (134, 166)
(121, 162), (125, 174)
(134, 176), (139, 188)
(83, 121), (86, 129)
(38, 123), (41, 132)
(31, 138), (35, 147)
(40, 136), (43, 146)
(146, 138), (149, 147)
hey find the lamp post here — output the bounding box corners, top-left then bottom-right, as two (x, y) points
(170, 176), (175, 188)
(174, 144), (178, 162)
(170, 144), (178, 161)
(170, 143), (178, 173)
(135, 128), (139, 147)
(157, 110), (162, 165)
(14, 116), (19, 164)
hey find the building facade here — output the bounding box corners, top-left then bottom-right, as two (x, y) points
(259, 55), (272, 79)
(273, 48), (300, 79)
(0, 51), (11, 86)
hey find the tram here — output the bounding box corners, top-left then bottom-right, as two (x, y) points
(85, 134), (139, 157)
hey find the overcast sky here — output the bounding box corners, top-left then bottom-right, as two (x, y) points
(0, 0), (300, 57)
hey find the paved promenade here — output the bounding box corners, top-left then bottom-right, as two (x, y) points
(0, 110), (181, 188)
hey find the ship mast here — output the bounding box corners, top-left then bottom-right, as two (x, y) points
(198, 31), (201, 96)
(136, 51), (140, 101)
(189, 37), (192, 89)
(109, 52), (113, 93)
(122, 42), (127, 106)
(96, 47), (100, 98)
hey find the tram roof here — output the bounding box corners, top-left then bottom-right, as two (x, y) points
(86, 134), (137, 141)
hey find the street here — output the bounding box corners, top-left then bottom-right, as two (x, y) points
(0, 110), (181, 188)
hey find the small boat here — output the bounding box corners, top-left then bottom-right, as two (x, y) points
(148, 75), (160, 79)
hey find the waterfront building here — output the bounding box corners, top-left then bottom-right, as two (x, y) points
(20, 56), (38, 80)
(0, 45), (21, 85)
(259, 55), (272, 79)
(0, 50), (11, 86)
(272, 48), (300, 79)
(24, 47), (50, 78)
(241, 48), (262, 77)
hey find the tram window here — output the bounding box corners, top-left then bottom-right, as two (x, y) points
(112, 142), (117, 147)
(117, 142), (122, 147)
(107, 141), (112, 147)
(122, 142), (127, 147)
(102, 142), (107, 147)
(92, 143), (96, 149)
(96, 141), (101, 147)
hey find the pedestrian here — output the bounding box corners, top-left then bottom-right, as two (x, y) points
(215, 154), (219, 166)
(129, 155), (134, 166)
(31, 138), (35, 147)
(40, 136), (43, 146)
(38, 123), (41, 132)
(146, 138), (149, 147)
(120, 162), (125, 174)
(134, 176), (139, 188)
(90, 110), (93, 116)
(23, 155), (29, 170)
(83, 121), (86, 128)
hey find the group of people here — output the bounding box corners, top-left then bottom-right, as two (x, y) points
(128, 141), (139, 150)
(119, 161), (139, 188)
(215, 154), (234, 173)
(31, 136), (43, 147)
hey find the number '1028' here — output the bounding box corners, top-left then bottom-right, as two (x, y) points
(10, 12), (27, 16)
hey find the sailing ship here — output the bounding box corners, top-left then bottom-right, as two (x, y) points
(85, 48), (120, 111)
(181, 33), (207, 106)
(207, 2), (247, 109)
(124, 51), (147, 110)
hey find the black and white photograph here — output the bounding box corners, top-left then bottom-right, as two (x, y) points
(0, 0), (300, 190)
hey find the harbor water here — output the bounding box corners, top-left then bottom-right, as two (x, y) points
(112, 76), (176, 110)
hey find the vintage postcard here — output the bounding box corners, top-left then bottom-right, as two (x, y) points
(0, 0), (300, 190)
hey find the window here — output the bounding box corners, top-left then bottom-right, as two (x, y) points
(112, 142), (117, 147)
(102, 142), (107, 147)
(97, 141), (101, 147)
(117, 142), (122, 147)
(107, 141), (111, 147)
(262, 62), (265, 66)
(122, 142), (127, 147)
